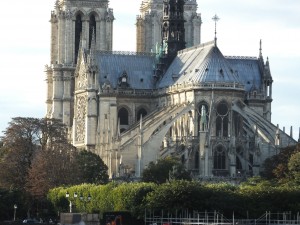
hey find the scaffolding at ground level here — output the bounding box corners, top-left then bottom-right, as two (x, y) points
(144, 210), (300, 225)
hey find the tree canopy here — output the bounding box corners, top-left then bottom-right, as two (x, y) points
(77, 150), (109, 184)
(141, 157), (191, 184)
(262, 143), (300, 182)
(0, 117), (109, 200)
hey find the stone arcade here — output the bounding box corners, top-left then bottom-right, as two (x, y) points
(46, 0), (297, 178)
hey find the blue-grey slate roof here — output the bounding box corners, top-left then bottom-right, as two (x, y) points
(95, 42), (263, 93)
(96, 52), (156, 89)
(225, 57), (262, 92)
(157, 41), (263, 92)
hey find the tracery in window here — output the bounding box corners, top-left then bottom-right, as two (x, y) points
(215, 101), (229, 137)
(213, 145), (226, 170)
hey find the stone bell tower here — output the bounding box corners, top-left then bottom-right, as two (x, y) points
(46, 0), (114, 127)
(136, 0), (201, 53)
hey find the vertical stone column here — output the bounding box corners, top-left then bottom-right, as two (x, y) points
(185, 21), (192, 47)
(50, 13), (58, 64)
(86, 89), (98, 147)
(96, 19), (101, 50)
(58, 17), (66, 64)
(46, 67), (53, 118)
(100, 19), (106, 50)
(107, 19), (113, 50)
(136, 16), (145, 52)
(192, 16), (202, 46)
(62, 70), (73, 126)
(82, 19), (89, 49)
(52, 65), (63, 119)
(65, 17), (73, 64)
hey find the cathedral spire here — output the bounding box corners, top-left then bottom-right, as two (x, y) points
(154, 0), (186, 78)
(162, 0), (186, 62)
(259, 39), (263, 58)
(212, 14), (220, 46)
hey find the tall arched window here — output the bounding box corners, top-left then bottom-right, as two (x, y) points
(137, 108), (147, 121)
(233, 112), (243, 137)
(89, 14), (96, 49)
(216, 101), (229, 137)
(213, 145), (226, 170)
(75, 14), (83, 63)
(118, 108), (129, 125)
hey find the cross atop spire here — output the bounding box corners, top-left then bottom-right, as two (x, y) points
(212, 14), (220, 46)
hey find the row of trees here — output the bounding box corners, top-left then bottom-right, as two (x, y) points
(48, 179), (300, 220)
(0, 117), (108, 220)
(1, 116), (300, 221)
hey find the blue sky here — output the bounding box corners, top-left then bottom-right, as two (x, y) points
(0, 0), (299, 140)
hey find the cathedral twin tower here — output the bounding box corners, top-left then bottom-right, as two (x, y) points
(46, 0), (201, 127)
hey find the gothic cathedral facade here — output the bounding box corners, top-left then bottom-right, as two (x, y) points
(46, 0), (297, 179)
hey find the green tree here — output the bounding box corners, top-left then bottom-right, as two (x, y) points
(262, 144), (300, 181)
(0, 117), (40, 190)
(77, 150), (109, 184)
(288, 152), (300, 183)
(26, 144), (79, 199)
(142, 157), (191, 184)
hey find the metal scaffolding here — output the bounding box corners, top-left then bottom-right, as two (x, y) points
(144, 210), (300, 225)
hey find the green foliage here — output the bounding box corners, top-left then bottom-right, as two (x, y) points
(288, 152), (300, 183)
(146, 180), (204, 211)
(142, 157), (191, 184)
(262, 143), (300, 181)
(0, 188), (27, 221)
(47, 179), (300, 220)
(47, 182), (155, 217)
(77, 150), (109, 184)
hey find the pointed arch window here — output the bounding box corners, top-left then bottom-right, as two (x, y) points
(89, 14), (96, 49)
(137, 108), (147, 121)
(75, 14), (83, 63)
(118, 108), (129, 125)
(233, 111), (243, 137)
(213, 145), (226, 170)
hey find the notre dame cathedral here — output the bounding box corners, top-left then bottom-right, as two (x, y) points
(46, 0), (297, 179)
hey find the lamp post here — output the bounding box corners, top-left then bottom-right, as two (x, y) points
(66, 192), (78, 213)
(79, 193), (91, 212)
(13, 204), (17, 221)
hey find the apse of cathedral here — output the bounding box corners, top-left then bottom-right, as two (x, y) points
(46, 0), (297, 179)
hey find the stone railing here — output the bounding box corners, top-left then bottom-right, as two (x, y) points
(100, 82), (245, 97)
